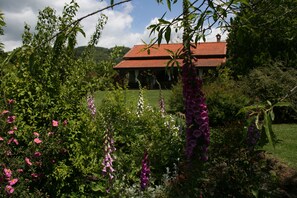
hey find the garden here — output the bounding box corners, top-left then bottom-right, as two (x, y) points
(1, 0), (297, 197)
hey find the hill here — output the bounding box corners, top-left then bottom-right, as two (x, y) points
(74, 46), (130, 63)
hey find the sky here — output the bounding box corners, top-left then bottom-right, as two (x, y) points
(0, 0), (227, 52)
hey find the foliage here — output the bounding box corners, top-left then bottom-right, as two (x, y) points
(90, 88), (183, 197)
(159, 123), (280, 198)
(242, 64), (297, 122)
(0, 2), (108, 196)
(203, 68), (250, 126)
(168, 78), (184, 113)
(204, 125), (280, 197)
(168, 70), (250, 126)
(226, 0), (297, 76)
(147, 0), (240, 46)
(74, 46), (130, 63)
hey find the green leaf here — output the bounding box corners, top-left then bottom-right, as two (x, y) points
(273, 101), (291, 107)
(263, 111), (274, 148)
(166, 0), (171, 11)
(157, 28), (164, 45)
(165, 27), (171, 43)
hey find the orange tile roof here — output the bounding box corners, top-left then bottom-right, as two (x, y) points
(123, 42), (226, 58)
(114, 42), (226, 69)
(114, 58), (226, 69)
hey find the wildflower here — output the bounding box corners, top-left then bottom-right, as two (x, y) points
(34, 138), (42, 144)
(25, 157), (33, 166)
(7, 138), (13, 144)
(140, 151), (150, 190)
(17, 169), (23, 173)
(8, 178), (18, 186)
(0, 136), (4, 141)
(1, 110), (9, 115)
(4, 169), (12, 178)
(33, 132), (40, 137)
(63, 119), (68, 126)
(8, 130), (14, 135)
(31, 173), (38, 178)
(7, 137), (18, 145)
(7, 116), (16, 123)
(34, 151), (42, 157)
(48, 131), (54, 136)
(182, 60), (210, 161)
(8, 99), (15, 104)
(52, 120), (59, 127)
(13, 138), (19, 145)
(136, 89), (144, 117)
(246, 122), (261, 150)
(5, 185), (14, 194)
(159, 96), (166, 116)
(87, 95), (96, 116)
(102, 123), (116, 183)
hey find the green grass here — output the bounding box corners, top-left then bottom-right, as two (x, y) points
(94, 89), (172, 110)
(264, 124), (297, 169)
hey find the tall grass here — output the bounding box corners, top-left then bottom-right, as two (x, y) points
(264, 124), (297, 169)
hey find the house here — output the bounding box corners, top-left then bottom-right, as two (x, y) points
(114, 40), (226, 89)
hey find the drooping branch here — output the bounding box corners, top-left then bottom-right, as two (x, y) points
(37, 0), (132, 48)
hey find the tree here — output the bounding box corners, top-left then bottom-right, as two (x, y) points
(226, 0), (297, 76)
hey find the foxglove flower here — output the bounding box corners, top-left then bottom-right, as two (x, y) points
(182, 60), (210, 161)
(140, 151), (150, 191)
(159, 96), (166, 116)
(136, 89), (144, 117)
(87, 95), (96, 117)
(247, 122), (260, 150)
(102, 122), (116, 186)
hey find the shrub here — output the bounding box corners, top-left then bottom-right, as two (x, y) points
(168, 78), (184, 113)
(204, 68), (251, 126)
(242, 64), (297, 123)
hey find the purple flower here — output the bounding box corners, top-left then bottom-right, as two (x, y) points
(87, 95), (96, 117)
(102, 123), (116, 183)
(5, 185), (14, 194)
(247, 122), (260, 149)
(182, 60), (210, 161)
(8, 178), (18, 186)
(4, 168), (12, 178)
(7, 116), (16, 123)
(140, 151), (150, 191)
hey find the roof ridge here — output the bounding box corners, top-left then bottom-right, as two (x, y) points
(132, 41), (226, 47)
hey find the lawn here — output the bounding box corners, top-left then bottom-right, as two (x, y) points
(94, 89), (172, 110)
(264, 124), (297, 169)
